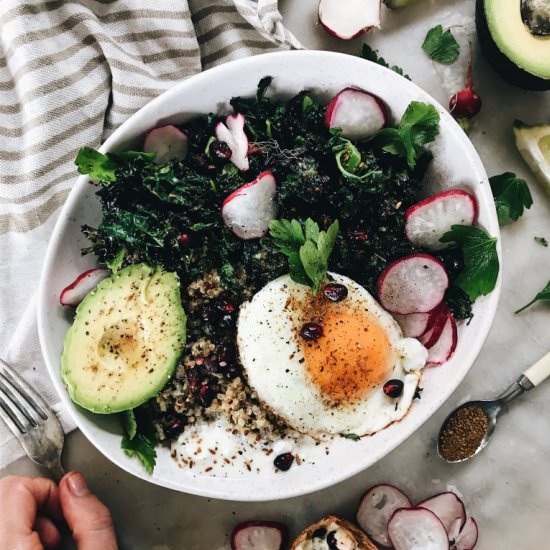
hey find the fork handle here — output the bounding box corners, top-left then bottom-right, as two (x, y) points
(523, 351), (550, 387)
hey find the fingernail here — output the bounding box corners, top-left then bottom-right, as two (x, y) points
(67, 473), (90, 497)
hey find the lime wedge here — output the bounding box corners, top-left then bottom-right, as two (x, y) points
(514, 119), (550, 192)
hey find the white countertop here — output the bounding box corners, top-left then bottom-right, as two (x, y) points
(3, 1), (550, 548)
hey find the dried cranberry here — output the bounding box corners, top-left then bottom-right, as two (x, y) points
(177, 233), (192, 248)
(199, 383), (216, 407)
(215, 299), (237, 327)
(164, 417), (185, 439)
(349, 230), (368, 242)
(323, 283), (348, 302)
(300, 322), (323, 341)
(210, 140), (232, 161)
(274, 452), (294, 471)
(186, 367), (202, 393)
(383, 379), (404, 398)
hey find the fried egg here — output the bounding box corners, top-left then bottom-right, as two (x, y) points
(237, 273), (427, 436)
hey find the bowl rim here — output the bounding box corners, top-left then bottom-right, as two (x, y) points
(37, 49), (501, 501)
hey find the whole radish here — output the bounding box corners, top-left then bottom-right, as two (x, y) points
(449, 61), (481, 120)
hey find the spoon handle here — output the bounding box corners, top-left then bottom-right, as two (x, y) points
(523, 351), (550, 387)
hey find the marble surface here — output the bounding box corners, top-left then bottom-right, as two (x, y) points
(3, 1), (550, 548)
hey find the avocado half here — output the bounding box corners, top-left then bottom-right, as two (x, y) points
(476, 0), (550, 90)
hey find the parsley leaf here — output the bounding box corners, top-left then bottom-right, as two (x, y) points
(440, 225), (499, 300)
(489, 172), (533, 224)
(422, 25), (460, 64)
(362, 44), (411, 80)
(535, 236), (548, 247)
(120, 409), (158, 474)
(269, 218), (340, 293)
(515, 280), (550, 313)
(375, 101), (440, 169)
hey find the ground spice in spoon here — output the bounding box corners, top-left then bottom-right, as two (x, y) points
(439, 405), (490, 462)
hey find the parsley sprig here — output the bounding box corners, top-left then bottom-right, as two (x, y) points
(489, 172), (533, 224)
(516, 281), (550, 314)
(269, 218), (339, 293)
(120, 409), (158, 474)
(422, 25), (460, 64)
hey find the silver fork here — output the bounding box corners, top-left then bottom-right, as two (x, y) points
(0, 358), (65, 480)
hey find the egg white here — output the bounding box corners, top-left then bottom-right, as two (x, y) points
(237, 273), (427, 436)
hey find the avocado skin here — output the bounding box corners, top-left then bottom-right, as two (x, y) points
(476, 0), (550, 91)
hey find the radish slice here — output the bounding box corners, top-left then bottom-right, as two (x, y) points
(378, 254), (449, 314)
(216, 113), (249, 171)
(143, 125), (188, 163)
(427, 315), (458, 366)
(420, 305), (450, 348)
(356, 484), (412, 547)
(59, 268), (110, 306)
(394, 312), (432, 338)
(453, 517), (478, 550)
(418, 492), (466, 537)
(318, 0), (381, 40)
(388, 508), (450, 550)
(222, 171), (277, 239)
(325, 88), (387, 140)
(231, 521), (286, 550)
(405, 190), (477, 251)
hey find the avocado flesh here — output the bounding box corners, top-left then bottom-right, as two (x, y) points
(514, 120), (550, 192)
(477, 0), (550, 90)
(62, 263), (186, 414)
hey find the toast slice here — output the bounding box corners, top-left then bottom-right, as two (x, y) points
(291, 515), (377, 550)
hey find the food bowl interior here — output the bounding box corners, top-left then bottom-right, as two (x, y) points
(38, 51), (500, 501)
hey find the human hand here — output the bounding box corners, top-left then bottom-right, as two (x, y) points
(0, 472), (117, 550)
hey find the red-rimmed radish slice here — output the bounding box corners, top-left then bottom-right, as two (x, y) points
(388, 508), (450, 550)
(231, 521), (287, 550)
(405, 190), (477, 251)
(394, 312), (432, 338)
(59, 268), (110, 306)
(222, 171), (277, 239)
(356, 484), (412, 547)
(378, 254), (449, 314)
(418, 492), (466, 537)
(420, 305), (450, 348)
(216, 113), (249, 171)
(453, 517), (478, 550)
(325, 88), (387, 140)
(318, 0), (381, 40)
(143, 125), (188, 163)
(427, 315), (458, 366)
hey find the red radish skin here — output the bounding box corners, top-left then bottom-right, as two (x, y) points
(143, 125), (188, 163)
(215, 113), (249, 171)
(388, 507), (450, 550)
(420, 305), (450, 349)
(449, 63), (481, 120)
(394, 312), (432, 338)
(231, 521), (287, 550)
(325, 87), (387, 140)
(404, 190), (478, 250)
(59, 268), (110, 306)
(427, 315), (458, 366)
(357, 484), (412, 547)
(378, 254), (449, 315)
(222, 171), (277, 239)
(318, 0), (381, 40)
(418, 492), (466, 537)
(453, 517), (478, 550)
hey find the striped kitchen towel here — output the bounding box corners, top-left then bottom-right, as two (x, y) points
(0, 0), (301, 469)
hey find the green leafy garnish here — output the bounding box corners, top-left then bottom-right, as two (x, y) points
(515, 280), (550, 314)
(120, 409), (157, 474)
(361, 44), (411, 80)
(375, 101), (440, 169)
(342, 433), (361, 441)
(489, 172), (533, 224)
(535, 236), (548, 247)
(107, 247), (127, 272)
(422, 25), (460, 64)
(331, 135), (382, 182)
(440, 225), (499, 301)
(269, 218), (339, 293)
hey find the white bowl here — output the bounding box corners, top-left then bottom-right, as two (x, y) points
(37, 51), (501, 501)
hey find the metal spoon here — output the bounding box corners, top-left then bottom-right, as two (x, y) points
(438, 351), (550, 463)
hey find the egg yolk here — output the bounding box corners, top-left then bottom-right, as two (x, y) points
(302, 308), (392, 405)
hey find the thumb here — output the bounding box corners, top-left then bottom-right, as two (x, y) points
(59, 472), (118, 550)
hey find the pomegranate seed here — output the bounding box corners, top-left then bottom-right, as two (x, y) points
(210, 140), (232, 161)
(383, 379), (404, 398)
(323, 283), (348, 302)
(177, 233), (192, 247)
(300, 322), (323, 341)
(274, 452), (294, 471)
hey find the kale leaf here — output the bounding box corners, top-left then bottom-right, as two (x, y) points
(362, 44), (411, 80)
(489, 172), (533, 224)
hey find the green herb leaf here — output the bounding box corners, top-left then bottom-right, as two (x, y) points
(515, 280), (550, 313)
(342, 433), (361, 441)
(269, 218), (340, 293)
(120, 408), (157, 474)
(121, 409), (137, 440)
(440, 225), (499, 300)
(422, 25), (460, 64)
(535, 236), (548, 247)
(362, 44), (411, 80)
(489, 172), (533, 224)
(107, 247), (127, 273)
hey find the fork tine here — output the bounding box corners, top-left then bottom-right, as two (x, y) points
(0, 394), (27, 434)
(0, 376), (38, 428)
